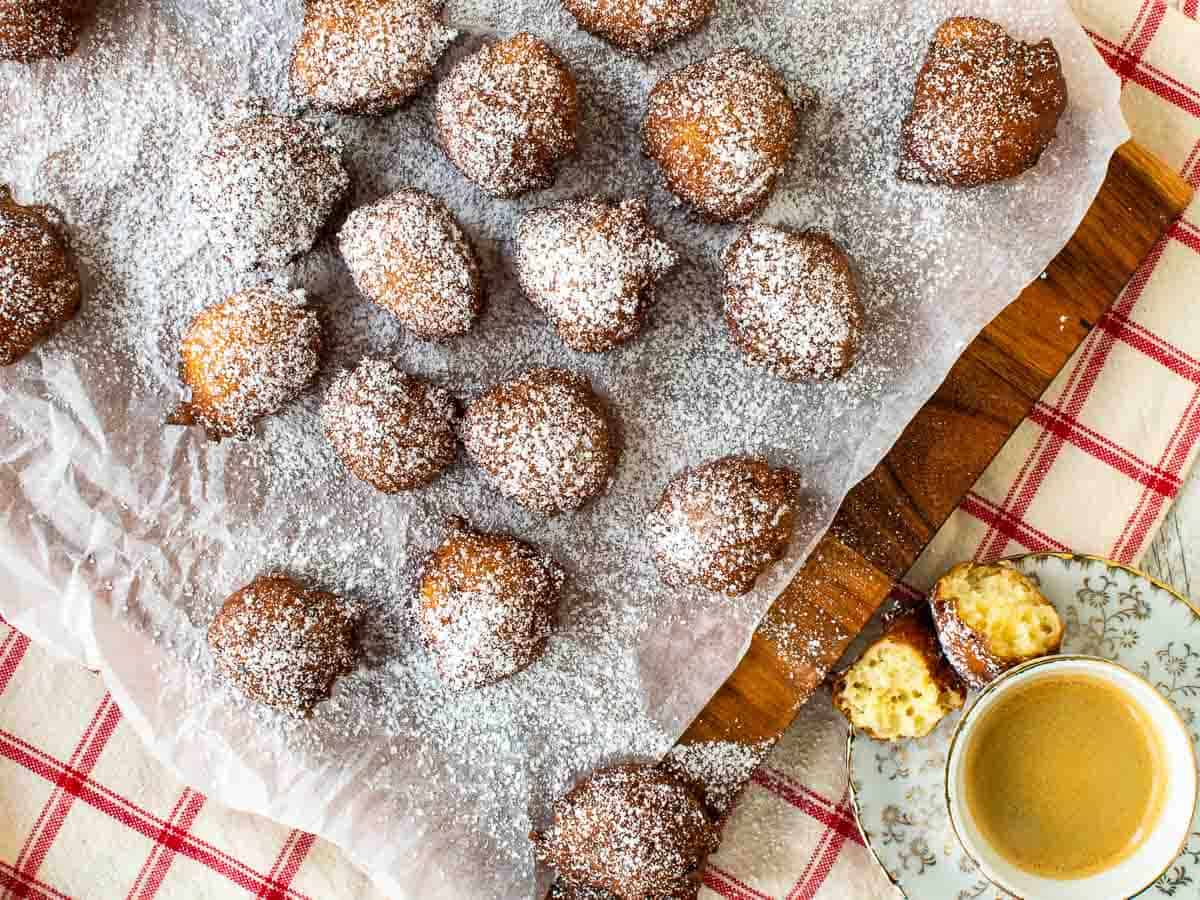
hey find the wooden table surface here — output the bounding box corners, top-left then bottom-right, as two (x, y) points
(1147, 482), (1200, 597)
(669, 141), (1196, 794)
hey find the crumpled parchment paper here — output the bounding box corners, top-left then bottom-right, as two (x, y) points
(0, 0), (1126, 897)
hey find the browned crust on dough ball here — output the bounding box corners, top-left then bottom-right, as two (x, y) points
(416, 516), (564, 690)
(0, 185), (82, 365)
(207, 574), (359, 716)
(647, 454), (801, 597)
(929, 560), (1064, 690)
(561, 0), (715, 56)
(722, 226), (864, 381)
(899, 16), (1068, 187)
(289, 0), (457, 116)
(461, 367), (619, 515)
(191, 104), (350, 271)
(435, 32), (579, 198)
(831, 607), (966, 741)
(321, 358), (458, 492)
(0, 0), (92, 62)
(168, 286), (322, 441)
(531, 763), (720, 899)
(514, 196), (679, 352)
(338, 188), (484, 341)
(642, 48), (800, 222)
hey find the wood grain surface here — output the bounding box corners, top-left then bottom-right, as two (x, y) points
(675, 142), (1194, 774)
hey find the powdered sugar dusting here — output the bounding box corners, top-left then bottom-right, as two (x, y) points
(338, 188), (483, 340)
(321, 357), (458, 492)
(900, 17), (1068, 186)
(191, 100), (350, 271)
(533, 763), (719, 897)
(647, 455), (801, 596)
(0, 0), (86, 62)
(722, 225), (863, 381)
(171, 285), (322, 439)
(435, 31), (578, 198)
(0, 185), (81, 365)
(290, 0), (458, 116)
(208, 574), (359, 717)
(665, 738), (773, 815)
(643, 47), (801, 221)
(561, 0), (715, 56)
(515, 196), (678, 352)
(417, 518), (564, 691)
(0, 0), (1125, 897)
(461, 367), (617, 516)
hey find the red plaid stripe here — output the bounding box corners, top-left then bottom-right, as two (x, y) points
(956, 202), (1200, 561)
(750, 770), (863, 848)
(1097, 306), (1200, 384)
(782, 788), (855, 900)
(126, 788), (206, 900)
(1027, 401), (1185, 495)
(1088, 26), (1200, 118)
(1112, 382), (1200, 560)
(968, 228), (1176, 561)
(960, 491), (1072, 554)
(0, 629), (30, 695)
(705, 864), (774, 900)
(258, 832), (315, 900)
(1183, 140), (1200, 186)
(1176, 216), (1200, 249)
(705, 10), (1200, 897)
(1121, 0), (1168, 70)
(975, 314), (1125, 559)
(0, 862), (70, 900)
(4, 696), (122, 898)
(0, 727), (314, 899)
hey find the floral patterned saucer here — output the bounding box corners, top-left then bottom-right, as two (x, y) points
(848, 553), (1200, 899)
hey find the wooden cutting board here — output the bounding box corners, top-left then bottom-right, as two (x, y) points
(674, 142), (1194, 776)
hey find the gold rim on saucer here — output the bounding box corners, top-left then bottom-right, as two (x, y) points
(846, 551), (1200, 900)
(942, 654), (1199, 899)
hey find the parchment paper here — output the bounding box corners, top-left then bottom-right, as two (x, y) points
(0, 1), (1126, 897)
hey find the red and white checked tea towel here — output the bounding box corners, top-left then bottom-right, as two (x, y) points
(2, 1), (1199, 898)
(705, 1), (1200, 897)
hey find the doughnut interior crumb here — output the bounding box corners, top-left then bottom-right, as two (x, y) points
(837, 638), (962, 740)
(939, 564), (1062, 659)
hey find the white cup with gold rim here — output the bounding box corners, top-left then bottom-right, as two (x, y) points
(945, 655), (1197, 899)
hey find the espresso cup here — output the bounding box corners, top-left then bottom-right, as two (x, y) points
(945, 656), (1197, 899)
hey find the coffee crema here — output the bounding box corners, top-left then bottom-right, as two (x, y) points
(962, 673), (1166, 879)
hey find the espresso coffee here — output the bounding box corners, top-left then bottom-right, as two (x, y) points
(963, 673), (1166, 879)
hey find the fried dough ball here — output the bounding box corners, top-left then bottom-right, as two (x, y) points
(515, 197), (678, 352)
(643, 48), (800, 222)
(832, 608), (966, 741)
(462, 367), (618, 516)
(930, 561), (1064, 689)
(289, 0), (458, 116)
(532, 763), (721, 900)
(338, 188), (483, 340)
(0, 0), (91, 62)
(722, 226), (864, 381)
(899, 17), (1068, 186)
(560, 0), (714, 56)
(208, 574), (359, 717)
(435, 32), (579, 198)
(0, 185), (81, 365)
(168, 286), (322, 441)
(321, 358), (457, 492)
(647, 454), (801, 597)
(191, 101), (350, 270)
(416, 517), (564, 690)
